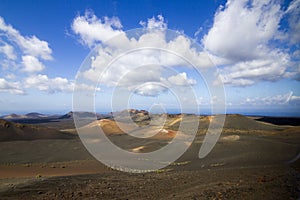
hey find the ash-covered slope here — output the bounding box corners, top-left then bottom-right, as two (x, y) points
(0, 119), (75, 142)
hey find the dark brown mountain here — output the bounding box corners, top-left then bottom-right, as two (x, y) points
(0, 119), (75, 142)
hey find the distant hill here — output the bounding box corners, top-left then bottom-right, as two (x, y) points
(113, 109), (150, 122)
(1, 112), (49, 120)
(164, 114), (282, 132)
(25, 112), (47, 118)
(222, 114), (280, 130)
(2, 113), (26, 119)
(59, 111), (110, 120)
(59, 111), (74, 119)
(0, 119), (75, 141)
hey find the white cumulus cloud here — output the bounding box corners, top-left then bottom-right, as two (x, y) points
(73, 13), (215, 96)
(139, 15), (167, 29)
(219, 52), (289, 86)
(203, 0), (298, 86)
(0, 16), (75, 95)
(24, 74), (100, 94)
(167, 72), (197, 86)
(0, 78), (24, 94)
(285, 0), (300, 44)
(0, 42), (16, 60)
(203, 0), (283, 61)
(25, 74), (74, 93)
(71, 11), (123, 47)
(0, 17), (52, 60)
(240, 91), (299, 105)
(134, 82), (168, 97)
(21, 55), (45, 73)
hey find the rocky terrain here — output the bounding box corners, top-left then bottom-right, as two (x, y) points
(0, 110), (299, 199)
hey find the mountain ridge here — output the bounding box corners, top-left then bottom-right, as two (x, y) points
(0, 119), (75, 141)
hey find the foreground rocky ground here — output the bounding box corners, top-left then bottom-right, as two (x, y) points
(0, 165), (299, 199)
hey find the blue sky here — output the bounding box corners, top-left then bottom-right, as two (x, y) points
(0, 0), (299, 116)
